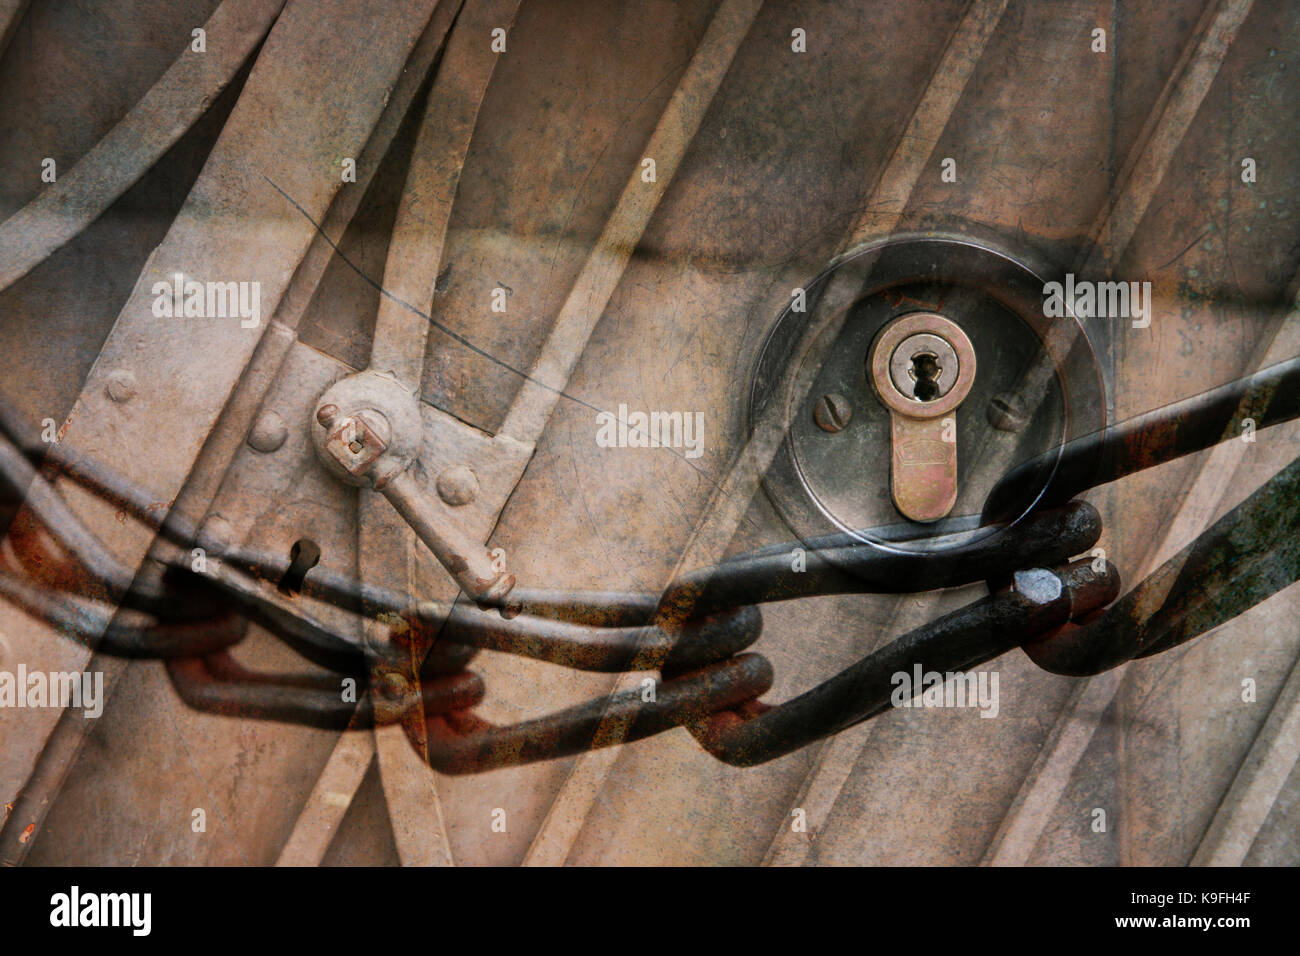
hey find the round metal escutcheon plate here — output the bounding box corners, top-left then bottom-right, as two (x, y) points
(748, 234), (1107, 559)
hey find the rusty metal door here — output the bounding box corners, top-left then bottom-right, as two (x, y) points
(0, 0), (1297, 868)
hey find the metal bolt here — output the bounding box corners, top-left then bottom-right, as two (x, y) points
(317, 408), (391, 481)
(986, 392), (1029, 432)
(105, 370), (137, 403)
(316, 404), (339, 429)
(247, 410), (287, 453)
(436, 465), (479, 506)
(813, 393), (852, 432)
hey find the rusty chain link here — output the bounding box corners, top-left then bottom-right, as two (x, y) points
(0, 355), (1297, 771)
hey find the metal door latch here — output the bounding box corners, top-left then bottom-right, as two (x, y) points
(868, 312), (976, 522)
(310, 370), (516, 610)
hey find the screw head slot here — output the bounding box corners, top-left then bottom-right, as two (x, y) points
(813, 393), (853, 432)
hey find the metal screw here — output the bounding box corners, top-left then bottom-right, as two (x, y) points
(437, 465), (479, 506)
(813, 393), (852, 432)
(105, 370), (137, 403)
(986, 392), (1028, 432)
(247, 410), (287, 453)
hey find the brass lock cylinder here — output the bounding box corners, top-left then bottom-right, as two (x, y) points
(867, 312), (976, 523)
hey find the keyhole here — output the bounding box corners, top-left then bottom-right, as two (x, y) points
(278, 538), (320, 595)
(910, 352), (942, 401)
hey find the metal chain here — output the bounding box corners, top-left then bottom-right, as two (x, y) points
(1, 356), (1297, 772)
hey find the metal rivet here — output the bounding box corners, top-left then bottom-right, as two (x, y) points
(196, 514), (234, 556)
(316, 404), (339, 429)
(363, 618), (393, 656)
(247, 410), (287, 453)
(105, 370), (137, 403)
(437, 465), (479, 506)
(812, 393), (852, 432)
(379, 671), (409, 698)
(987, 392), (1029, 432)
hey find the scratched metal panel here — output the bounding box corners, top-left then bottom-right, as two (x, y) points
(0, 0), (1297, 868)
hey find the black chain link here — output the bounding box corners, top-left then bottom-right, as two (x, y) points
(1, 356), (1296, 771)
